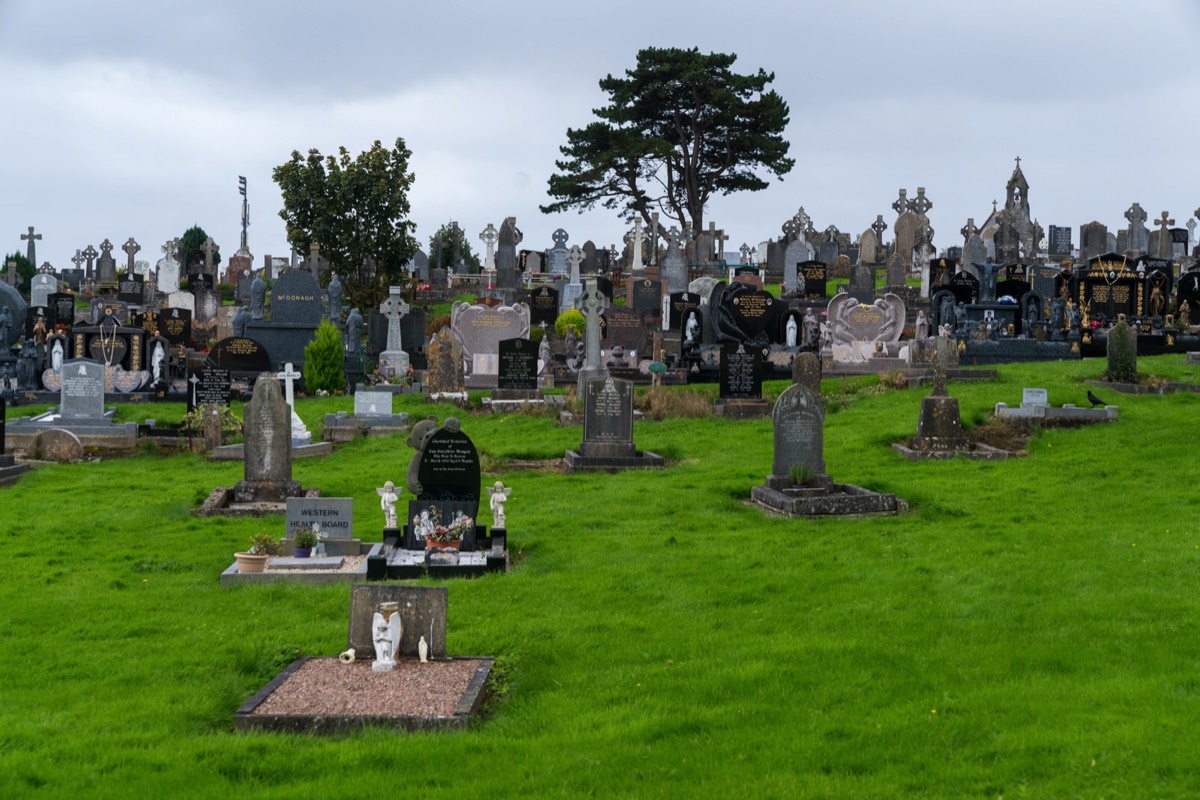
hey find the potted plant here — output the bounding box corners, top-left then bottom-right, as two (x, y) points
(235, 533), (281, 574)
(426, 509), (474, 551)
(292, 525), (319, 558)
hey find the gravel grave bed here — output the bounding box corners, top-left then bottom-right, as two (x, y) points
(252, 657), (484, 718)
(263, 555), (366, 573)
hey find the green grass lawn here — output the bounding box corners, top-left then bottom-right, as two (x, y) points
(3, 355), (1200, 797)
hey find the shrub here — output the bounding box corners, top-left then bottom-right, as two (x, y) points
(527, 325), (546, 344)
(637, 386), (712, 420)
(555, 309), (585, 338)
(1105, 319), (1137, 383)
(303, 319), (346, 393)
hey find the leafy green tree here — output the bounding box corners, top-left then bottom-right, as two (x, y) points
(1, 252), (35, 294)
(178, 225), (221, 272)
(302, 319), (346, 393)
(273, 137), (418, 309)
(427, 222), (481, 274)
(541, 47), (794, 232)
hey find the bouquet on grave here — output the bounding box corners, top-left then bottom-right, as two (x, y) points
(427, 508), (474, 543)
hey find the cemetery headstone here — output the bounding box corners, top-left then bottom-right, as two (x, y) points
(719, 343), (763, 400)
(59, 359), (105, 420)
(354, 389), (394, 417)
(497, 337), (538, 391)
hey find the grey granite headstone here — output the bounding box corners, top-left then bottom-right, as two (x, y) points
(783, 238), (815, 291)
(285, 496), (353, 540)
(242, 375), (292, 485)
(348, 584), (447, 659)
(269, 269), (323, 324)
(31, 274), (56, 308)
(59, 359), (105, 419)
(353, 389), (394, 417)
(771, 353), (825, 477)
(580, 376), (635, 459)
(450, 302), (530, 378)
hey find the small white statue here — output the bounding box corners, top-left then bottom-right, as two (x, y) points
(785, 315), (798, 348)
(418, 635), (429, 663)
(376, 480), (399, 528)
(371, 611), (402, 672)
(488, 481), (512, 529)
(684, 312), (700, 344)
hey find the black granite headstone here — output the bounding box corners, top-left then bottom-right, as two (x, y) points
(189, 368), (232, 412)
(528, 286), (560, 328)
(796, 261), (827, 300)
(599, 306), (650, 354)
(269, 269), (322, 324)
(595, 276), (614, 301)
(630, 278), (661, 312)
(117, 273), (144, 304)
(719, 344), (763, 400)
(159, 308), (192, 346)
(1048, 225), (1073, 257)
(497, 337), (538, 390)
(668, 292), (701, 329)
(206, 336), (273, 374)
(59, 268), (83, 292)
(49, 294), (76, 332)
(416, 425), (481, 515)
(188, 272), (215, 293)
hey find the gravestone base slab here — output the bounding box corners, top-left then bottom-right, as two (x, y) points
(563, 448), (665, 473)
(490, 388), (544, 401)
(752, 480), (906, 517)
(712, 398), (770, 419)
(995, 401), (1119, 420)
(891, 442), (1016, 461)
(959, 339), (1080, 366)
(0, 454), (32, 486)
(195, 485), (321, 517)
(375, 542), (508, 579)
(235, 655), (493, 734)
(220, 543), (376, 587)
(210, 441), (333, 461)
(322, 412), (411, 443)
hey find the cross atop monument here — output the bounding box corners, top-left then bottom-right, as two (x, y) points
(1157, 211), (1175, 258)
(871, 215), (888, 239)
(892, 189), (909, 216)
(624, 218), (644, 273)
(961, 218), (978, 242)
(1125, 202), (1147, 227)
(21, 226), (41, 266)
(71, 249), (85, 270)
(574, 277), (610, 373)
(567, 245), (583, 284)
(39, 262), (54, 275)
(479, 223), (498, 271)
(712, 224), (728, 263)
(276, 362), (302, 411)
(378, 285), (410, 353)
(82, 244), (98, 278)
(909, 187), (933, 217)
(201, 237), (217, 272)
(740, 243), (752, 264)
(100, 238), (113, 256)
(782, 218), (799, 240)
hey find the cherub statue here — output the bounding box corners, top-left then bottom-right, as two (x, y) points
(376, 480), (399, 528)
(487, 481), (512, 529)
(371, 609), (402, 673)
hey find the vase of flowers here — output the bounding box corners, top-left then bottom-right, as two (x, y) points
(426, 509), (474, 550)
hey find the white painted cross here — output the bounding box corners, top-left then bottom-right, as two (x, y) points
(276, 362), (301, 411)
(480, 223), (498, 272)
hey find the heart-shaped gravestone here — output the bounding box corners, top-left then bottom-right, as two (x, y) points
(729, 288), (779, 335)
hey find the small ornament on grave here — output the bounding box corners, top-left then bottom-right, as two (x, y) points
(377, 480), (399, 529)
(487, 481), (511, 529)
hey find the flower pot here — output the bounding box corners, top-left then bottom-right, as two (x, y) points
(425, 539), (461, 551)
(293, 547), (312, 558)
(234, 552), (269, 574)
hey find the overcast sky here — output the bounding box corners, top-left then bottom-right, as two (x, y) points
(2, 0), (1198, 272)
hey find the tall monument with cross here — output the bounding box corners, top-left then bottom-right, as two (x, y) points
(574, 276), (609, 394)
(377, 286), (411, 378)
(275, 362), (312, 446)
(21, 226), (41, 268)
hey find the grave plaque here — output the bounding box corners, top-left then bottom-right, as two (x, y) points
(353, 389), (393, 417)
(415, 425), (481, 506)
(286, 496), (354, 541)
(60, 360), (104, 419)
(159, 308), (192, 346)
(498, 337), (538, 391)
(206, 336), (273, 374)
(668, 291), (701, 329)
(797, 261), (827, 300)
(189, 368), (231, 411)
(719, 344), (763, 400)
(1048, 225), (1073, 257)
(117, 273), (145, 304)
(1022, 388), (1048, 406)
(582, 376), (634, 448)
(630, 278), (661, 312)
(528, 286), (560, 328)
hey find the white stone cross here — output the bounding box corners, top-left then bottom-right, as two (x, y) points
(479, 223), (498, 272)
(379, 286), (410, 352)
(567, 245), (583, 284)
(626, 218), (644, 273)
(276, 362), (301, 410)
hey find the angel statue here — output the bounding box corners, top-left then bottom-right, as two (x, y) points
(487, 481), (512, 529)
(371, 609), (403, 673)
(376, 480), (399, 529)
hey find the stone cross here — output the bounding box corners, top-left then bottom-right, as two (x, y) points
(38, 261), (54, 274)
(567, 245), (583, 284)
(189, 373), (200, 407)
(713, 225), (727, 263)
(782, 217), (799, 240)
(276, 362), (302, 415)
(648, 212), (660, 266)
(909, 187), (933, 217)
(892, 189), (909, 216)
(21, 226), (41, 267)
(794, 207), (811, 232)
(3, 260), (15, 287)
(100, 238), (113, 259)
(574, 277), (610, 372)
(1187, 218), (1197, 246)
(202, 237), (217, 272)
(740, 243), (752, 264)
(82, 244), (98, 278)
(960, 218), (978, 242)
(625, 218), (644, 273)
(1125, 202), (1147, 228)
(307, 241), (321, 274)
(871, 215), (888, 239)
(378, 286), (410, 352)
(607, 244), (618, 272)
(1156, 211), (1175, 258)
(71, 249), (85, 271)
(479, 223), (498, 271)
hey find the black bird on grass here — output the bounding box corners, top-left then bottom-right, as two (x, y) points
(1087, 390), (1106, 407)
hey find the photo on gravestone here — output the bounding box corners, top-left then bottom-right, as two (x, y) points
(797, 261), (827, 300)
(719, 344), (764, 400)
(528, 286), (560, 328)
(189, 368), (231, 412)
(630, 278), (661, 312)
(205, 336), (274, 375)
(117, 273), (145, 304)
(159, 308), (192, 346)
(498, 338), (538, 391)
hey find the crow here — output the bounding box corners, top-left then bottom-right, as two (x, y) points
(1086, 390), (1105, 408)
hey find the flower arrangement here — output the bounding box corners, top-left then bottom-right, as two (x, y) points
(426, 507), (474, 543)
(292, 525), (320, 549)
(246, 532), (282, 556)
